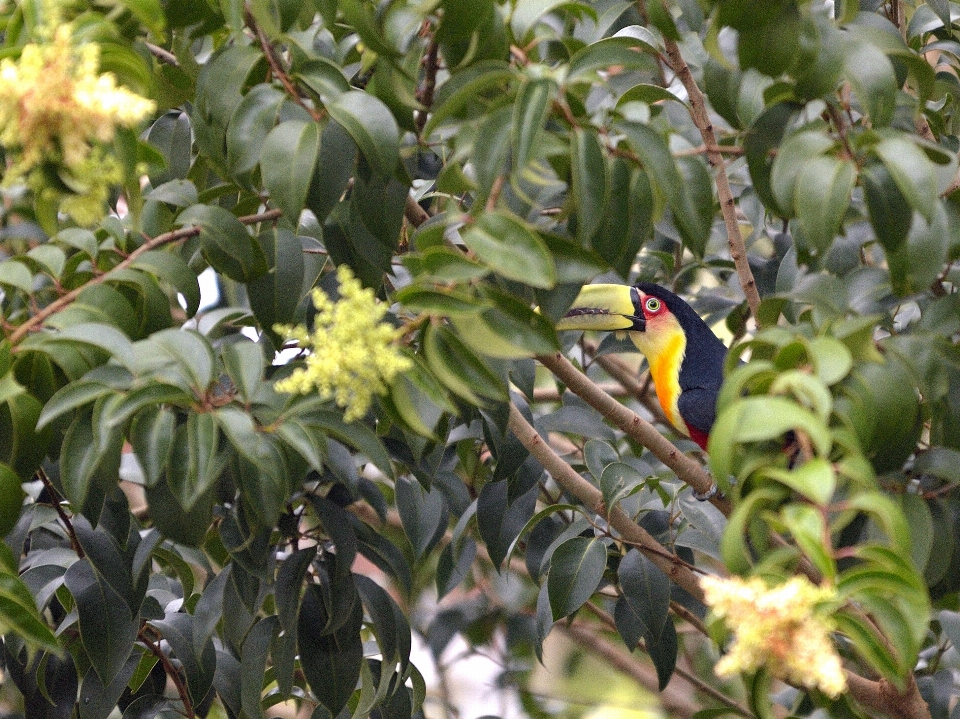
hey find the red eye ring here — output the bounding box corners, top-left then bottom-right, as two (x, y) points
(645, 297), (661, 313)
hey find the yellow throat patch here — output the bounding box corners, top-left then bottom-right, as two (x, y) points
(628, 317), (688, 435)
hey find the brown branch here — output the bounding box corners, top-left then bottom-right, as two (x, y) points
(36, 469), (83, 558)
(9, 209), (282, 344)
(141, 625), (195, 719)
(673, 144), (746, 157)
(507, 402), (708, 601)
(844, 671), (930, 719)
(145, 42), (178, 67)
(560, 621), (701, 717)
(404, 193), (431, 228)
(247, 11), (322, 121)
(536, 352), (731, 516)
(415, 25), (440, 136)
(582, 601), (753, 716)
(660, 37), (761, 322)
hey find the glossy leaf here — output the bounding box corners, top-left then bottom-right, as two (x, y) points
(547, 536), (607, 620)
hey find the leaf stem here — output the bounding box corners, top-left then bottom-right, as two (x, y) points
(8, 209), (282, 344)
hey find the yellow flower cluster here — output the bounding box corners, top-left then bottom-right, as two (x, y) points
(0, 25), (155, 224)
(701, 575), (846, 698)
(275, 266), (412, 422)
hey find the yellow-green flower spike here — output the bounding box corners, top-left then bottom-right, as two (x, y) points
(701, 575), (846, 698)
(275, 266), (412, 423)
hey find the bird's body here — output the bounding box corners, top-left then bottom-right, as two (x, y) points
(556, 283), (728, 450)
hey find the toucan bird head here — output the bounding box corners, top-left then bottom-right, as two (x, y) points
(556, 283), (690, 338)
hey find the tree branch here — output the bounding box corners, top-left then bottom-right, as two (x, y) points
(507, 402), (708, 602)
(536, 352), (731, 516)
(141, 625), (195, 719)
(246, 11), (322, 122)
(9, 209), (282, 344)
(559, 621), (701, 717)
(660, 37), (761, 321)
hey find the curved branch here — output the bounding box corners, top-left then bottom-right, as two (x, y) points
(536, 352), (731, 516)
(9, 209), (282, 344)
(507, 401), (708, 601)
(660, 37), (761, 322)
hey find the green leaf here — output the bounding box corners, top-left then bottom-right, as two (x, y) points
(247, 228), (306, 346)
(451, 288), (559, 359)
(547, 536), (607, 620)
(794, 155), (855, 253)
(512, 77), (556, 170)
(176, 204), (268, 283)
(130, 250), (202, 318)
(887, 203), (950, 297)
(64, 559), (138, 685)
(227, 84), (286, 176)
(0, 260), (33, 293)
(599, 462), (646, 515)
(221, 342), (265, 405)
(460, 211), (556, 288)
(241, 616), (279, 719)
(568, 34), (660, 80)
(395, 476), (448, 560)
(769, 129), (834, 217)
(617, 548), (669, 643)
(129, 406), (176, 487)
(570, 128), (609, 246)
(149, 613), (216, 704)
(325, 91), (400, 177)
(872, 135), (938, 223)
(709, 397), (833, 481)
(423, 62), (514, 136)
(261, 120), (322, 224)
(0, 548), (59, 653)
(36, 380), (112, 430)
(760, 458), (836, 506)
(145, 178), (199, 207)
(422, 323), (508, 404)
(844, 40), (897, 127)
(779, 503), (836, 580)
(149, 328), (216, 391)
(178, 413), (223, 511)
(0, 463), (25, 541)
(298, 585), (364, 716)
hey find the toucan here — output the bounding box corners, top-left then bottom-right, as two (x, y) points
(555, 283), (728, 451)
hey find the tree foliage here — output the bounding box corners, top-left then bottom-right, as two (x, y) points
(0, 0), (958, 718)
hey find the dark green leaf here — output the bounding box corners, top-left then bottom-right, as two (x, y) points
(177, 204), (268, 283)
(570, 128), (609, 246)
(512, 77), (556, 170)
(64, 559), (137, 685)
(325, 91), (400, 177)
(261, 120), (322, 223)
(460, 211), (556, 289)
(299, 584), (364, 716)
(547, 536), (607, 620)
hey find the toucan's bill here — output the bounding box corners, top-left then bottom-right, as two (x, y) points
(555, 284), (646, 333)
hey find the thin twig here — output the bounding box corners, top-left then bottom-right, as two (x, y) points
(660, 36), (761, 321)
(9, 209), (282, 344)
(559, 621), (700, 717)
(145, 42), (178, 67)
(36, 468), (83, 558)
(141, 625), (196, 719)
(246, 11), (322, 121)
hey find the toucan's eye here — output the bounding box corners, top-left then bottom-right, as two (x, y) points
(645, 297), (661, 313)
